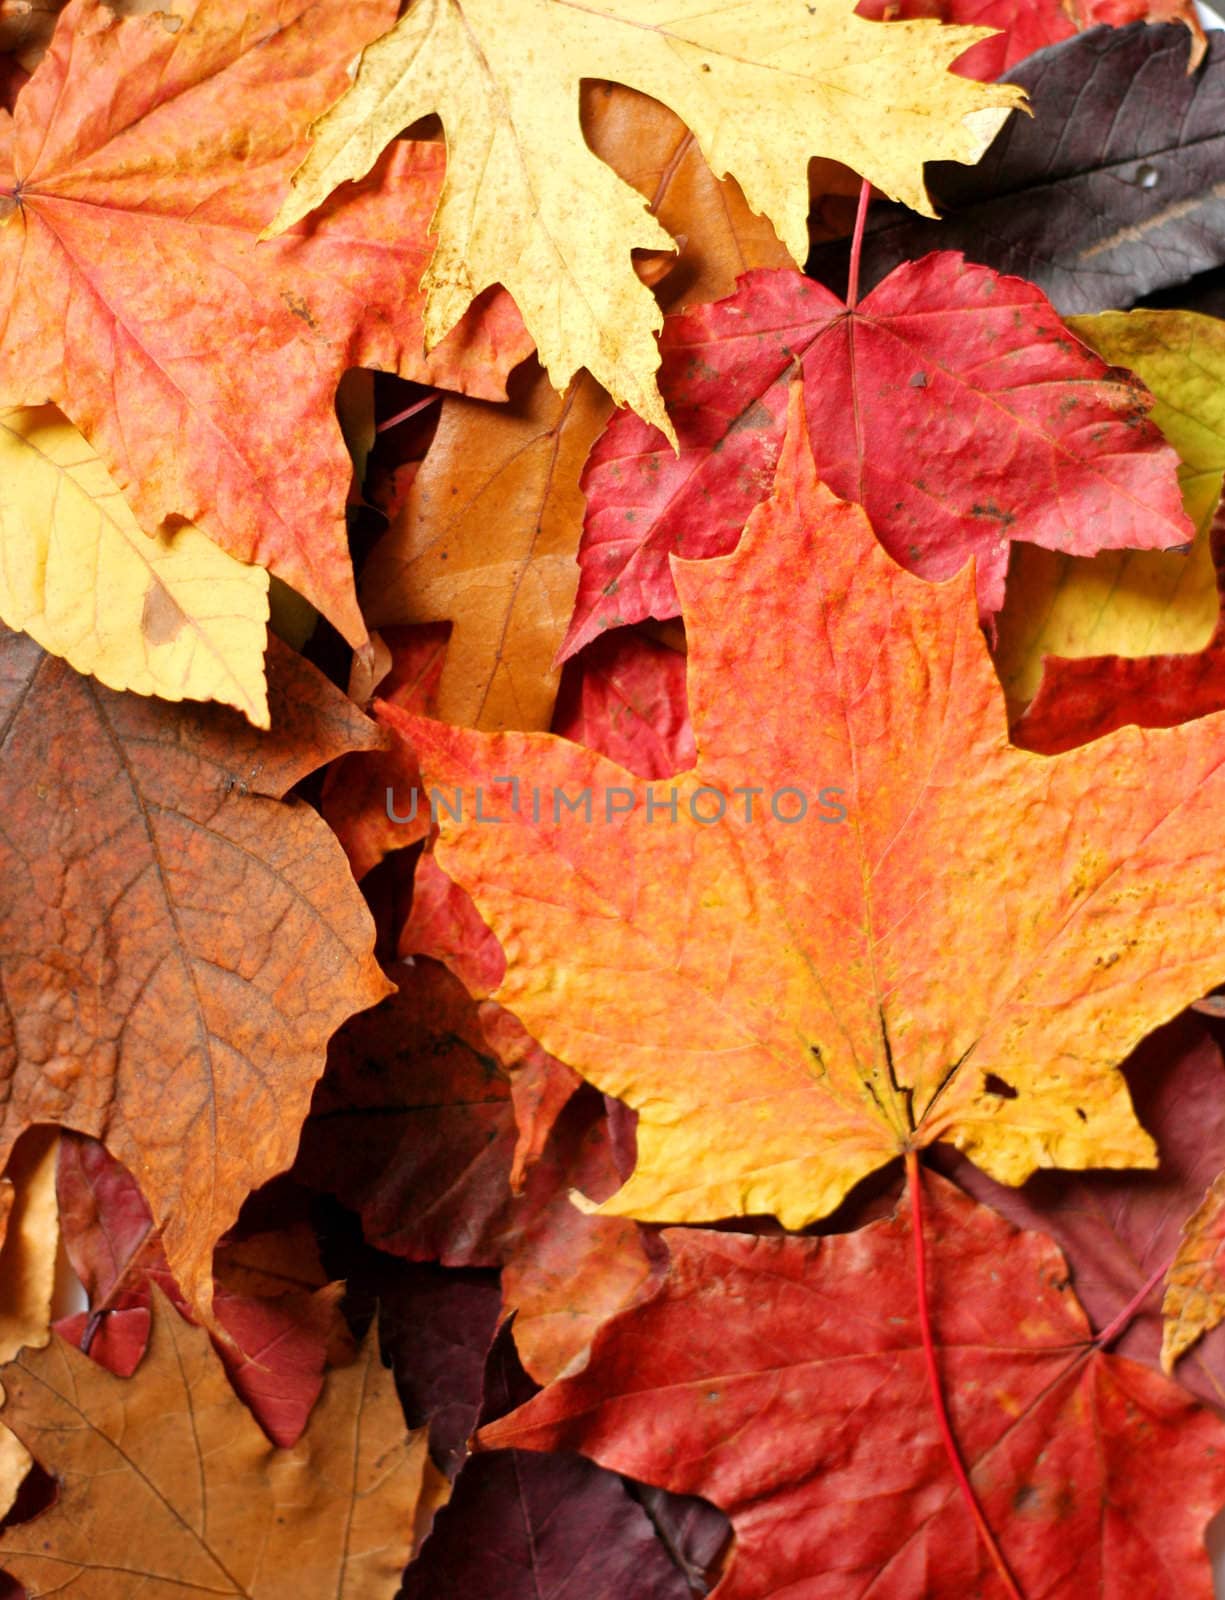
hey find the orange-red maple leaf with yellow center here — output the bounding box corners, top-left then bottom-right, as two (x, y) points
(385, 384), (1225, 1227)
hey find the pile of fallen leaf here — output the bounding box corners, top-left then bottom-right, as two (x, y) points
(4, 0), (1225, 1592)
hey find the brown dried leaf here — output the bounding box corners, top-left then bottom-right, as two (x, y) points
(0, 629), (391, 1324)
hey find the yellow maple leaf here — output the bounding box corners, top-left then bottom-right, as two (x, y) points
(0, 406), (270, 727)
(265, 0), (1024, 435)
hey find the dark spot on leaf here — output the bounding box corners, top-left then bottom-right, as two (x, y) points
(983, 1073), (1018, 1099)
(730, 399), (773, 433)
(281, 290), (318, 330)
(141, 584), (188, 647)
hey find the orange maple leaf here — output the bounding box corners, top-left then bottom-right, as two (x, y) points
(384, 383), (1225, 1227)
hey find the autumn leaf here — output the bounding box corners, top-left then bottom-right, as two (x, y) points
(405, 1328), (714, 1600)
(0, 1127), (58, 1517)
(949, 1014), (1225, 1378)
(381, 383), (1225, 1228)
(1010, 506), (1225, 754)
(810, 24), (1225, 316)
(564, 256), (1190, 651)
(1160, 1170), (1225, 1373)
(358, 1258), (502, 1478)
(358, 79), (792, 734)
(298, 963), (519, 1268)
(996, 308), (1225, 717)
(0, 0), (531, 647)
(479, 1174), (1225, 1600)
(0, 404), (271, 725)
(0, 628), (391, 1323)
(295, 960), (657, 1383)
(267, 0), (1024, 434)
(0, 1290), (444, 1598)
(553, 627), (695, 780)
(360, 368), (611, 732)
(55, 1134), (345, 1447)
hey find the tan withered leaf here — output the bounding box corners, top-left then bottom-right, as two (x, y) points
(0, 629), (391, 1324)
(0, 1291), (444, 1598)
(0, 1125), (58, 1517)
(1163, 1169), (1225, 1372)
(267, 0), (1023, 433)
(360, 82), (792, 733)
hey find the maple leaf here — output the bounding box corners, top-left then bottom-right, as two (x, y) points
(0, 404), (271, 725)
(0, 0), (532, 648)
(266, 0), (1024, 435)
(0, 629), (391, 1323)
(361, 370), (614, 732)
(54, 1134), (345, 1446)
(384, 384), (1225, 1227)
(564, 256), (1190, 650)
(401, 616), (694, 1001)
(810, 24), (1225, 317)
(1010, 518), (1225, 754)
(358, 78), (791, 734)
(996, 308), (1225, 724)
(479, 1174), (1225, 1600)
(0, 1290), (445, 1598)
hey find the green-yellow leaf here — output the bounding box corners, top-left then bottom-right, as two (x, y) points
(0, 405), (270, 726)
(265, 0), (1024, 435)
(995, 310), (1225, 709)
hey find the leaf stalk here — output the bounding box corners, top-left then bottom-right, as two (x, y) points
(906, 1149), (1024, 1600)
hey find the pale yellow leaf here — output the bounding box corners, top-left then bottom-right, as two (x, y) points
(0, 405), (270, 726)
(265, 0), (1024, 433)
